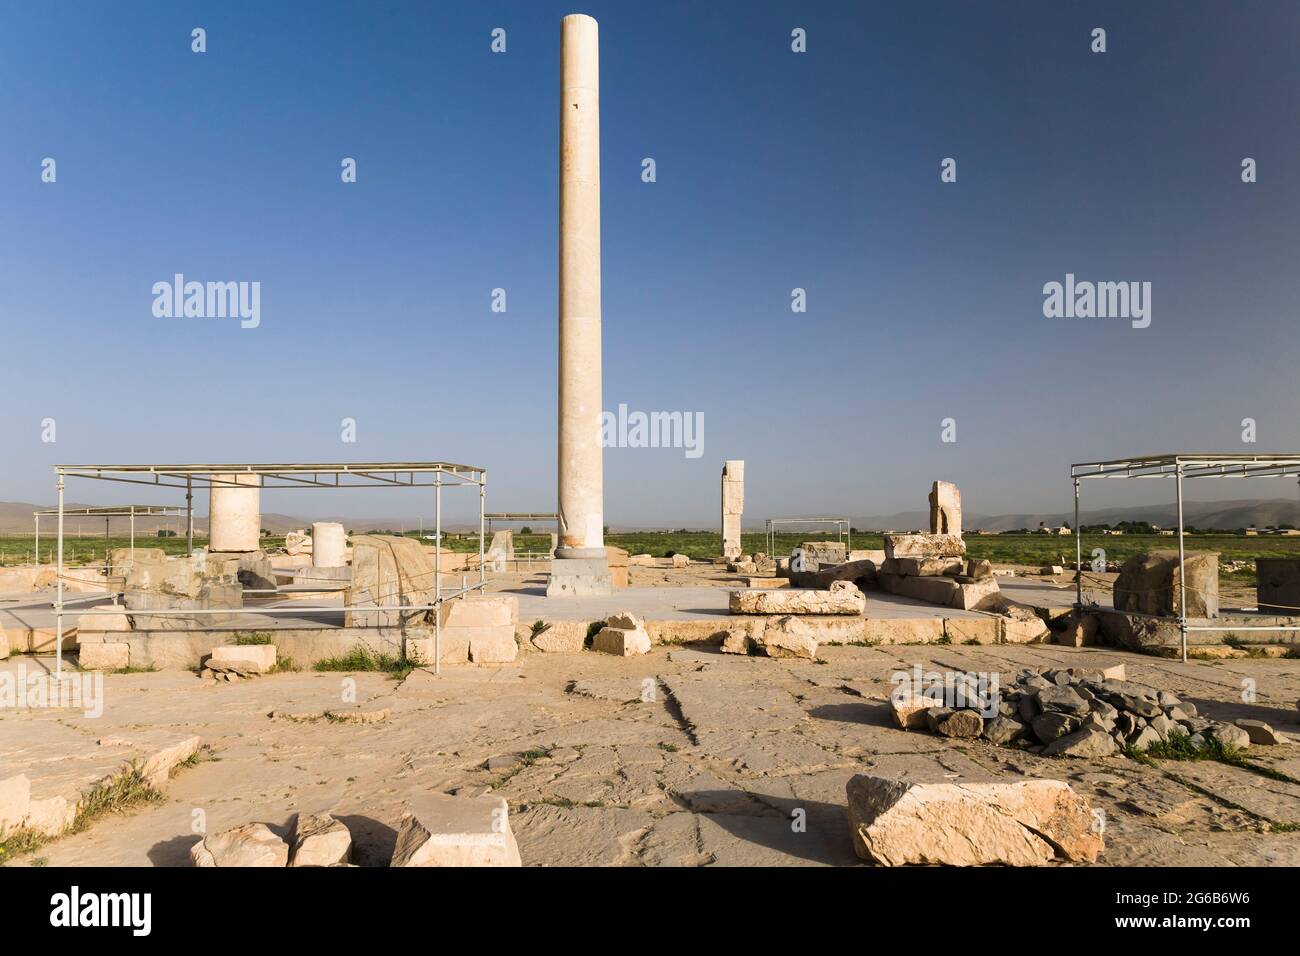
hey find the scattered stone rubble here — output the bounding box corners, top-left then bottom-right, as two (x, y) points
(189, 793), (521, 867)
(890, 664), (1283, 757)
(200, 643), (278, 683)
(719, 616), (821, 660)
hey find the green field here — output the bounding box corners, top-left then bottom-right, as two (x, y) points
(6, 530), (1297, 579)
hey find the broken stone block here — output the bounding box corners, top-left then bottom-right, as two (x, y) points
(796, 541), (848, 570)
(1255, 558), (1300, 614)
(591, 627), (651, 657)
(1037, 685), (1090, 717)
(728, 580), (865, 615)
(877, 572), (959, 606)
(1113, 550), (1219, 618)
(718, 621), (764, 655)
(606, 546), (630, 588)
(77, 641), (130, 671)
(75, 604), (131, 633)
(391, 793), (521, 867)
(756, 616), (818, 659)
(1042, 727), (1118, 758)
(527, 620), (589, 654)
(191, 822), (290, 867)
(1056, 611), (1100, 647)
(210, 643), (276, 674)
(469, 628), (519, 663)
(881, 557), (963, 577)
(1235, 719), (1289, 745)
(845, 774), (1103, 866)
(670, 553), (690, 568)
(0, 774), (31, 836)
(1000, 607), (1050, 644)
(928, 480), (962, 537)
(948, 576), (1001, 611)
(883, 533), (965, 559)
(930, 709), (983, 738)
(942, 616), (1000, 645)
(346, 534), (441, 626)
(440, 596), (517, 629)
(290, 812), (353, 867)
(984, 716), (1026, 745)
(1209, 722), (1252, 750)
(889, 691), (938, 729)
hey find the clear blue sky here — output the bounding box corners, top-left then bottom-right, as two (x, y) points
(3, 1), (1299, 525)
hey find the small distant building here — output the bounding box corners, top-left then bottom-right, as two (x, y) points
(1056, 526), (1072, 535)
(1245, 527), (1259, 536)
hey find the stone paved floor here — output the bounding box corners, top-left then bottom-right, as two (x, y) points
(3, 640), (1299, 867)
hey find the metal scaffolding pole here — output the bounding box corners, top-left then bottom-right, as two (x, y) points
(185, 477), (193, 556)
(1074, 478), (1082, 607)
(33, 515), (39, 566)
(55, 471), (65, 677)
(479, 475), (486, 590)
(1175, 462), (1187, 664)
(434, 471), (442, 677)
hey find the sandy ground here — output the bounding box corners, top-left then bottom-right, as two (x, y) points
(4, 639), (1300, 867)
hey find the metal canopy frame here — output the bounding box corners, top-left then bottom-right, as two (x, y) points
(1071, 453), (1300, 663)
(765, 517), (852, 558)
(51, 462), (488, 678)
(483, 511), (558, 534)
(34, 505), (183, 565)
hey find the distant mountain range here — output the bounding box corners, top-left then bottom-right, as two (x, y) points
(3, 498), (1299, 535)
(848, 499), (1300, 533)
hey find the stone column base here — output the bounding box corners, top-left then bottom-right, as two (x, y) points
(547, 557), (612, 597)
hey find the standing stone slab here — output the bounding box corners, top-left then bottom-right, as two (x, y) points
(391, 793), (522, 867)
(1254, 558), (1300, 615)
(1113, 550), (1219, 618)
(721, 460), (744, 560)
(928, 480), (962, 538)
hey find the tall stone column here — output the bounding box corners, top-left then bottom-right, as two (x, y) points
(208, 473), (260, 553)
(550, 13), (611, 597)
(721, 460), (744, 559)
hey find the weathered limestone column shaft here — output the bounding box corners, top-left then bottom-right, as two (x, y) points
(208, 473), (260, 552)
(721, 460), (744, 559)
(556, 12), (605, 561)
(311, 521), (347, 568)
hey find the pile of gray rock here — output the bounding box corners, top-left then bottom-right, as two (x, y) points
(892, 665), (1282, 758)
